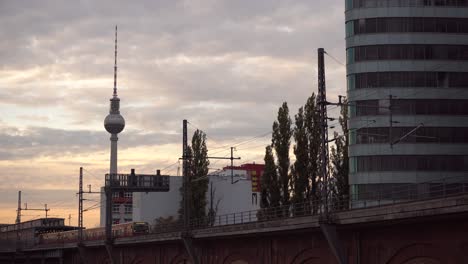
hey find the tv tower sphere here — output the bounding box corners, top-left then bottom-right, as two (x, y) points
(104, 97), (125, 134)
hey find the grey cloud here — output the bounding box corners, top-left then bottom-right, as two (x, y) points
(0, 125), (179, 160)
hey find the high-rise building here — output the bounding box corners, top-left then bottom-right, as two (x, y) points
(345, 0), (468, 202)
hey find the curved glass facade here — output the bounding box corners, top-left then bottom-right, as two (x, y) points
(349, 72), (468, 89)
(353, 155), (468, 172)
(347, 17), (468, 35)
(347, 0), (468, 10)
(350, 45), (468, 62)
(353, 99), (468, 116)
(346, 2), (468, 202)
(353, 127), (468, 144)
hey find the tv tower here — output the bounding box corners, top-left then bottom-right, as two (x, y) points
(104, 26), (125, 175)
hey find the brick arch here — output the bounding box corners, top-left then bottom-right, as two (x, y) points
(290, 248), (321, 264)
(129, 257), (145, 264)
(170, 253), (192, 264)
(222, 252), (256, 264)
(386, 243), (441, 264)
(402, 257), (440, 264)
(98, 256), (111, 264)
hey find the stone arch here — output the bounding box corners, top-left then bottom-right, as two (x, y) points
(402, 257), (440, 264)
(170, 253), (192, 264)
(290, 248), (321, 264)
(129, 257), (145, 264)
(98, 256), (111, 264)
(222, 252), (255, 264)
(386, 243), (441, 264)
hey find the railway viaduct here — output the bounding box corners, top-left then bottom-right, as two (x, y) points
(1, 194), (468, 264)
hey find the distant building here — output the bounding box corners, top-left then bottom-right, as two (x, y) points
(99, 189), (133, 226)
(128, 163), (265, 225)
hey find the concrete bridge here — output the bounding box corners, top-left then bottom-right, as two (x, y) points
(1, 193), (468, 264)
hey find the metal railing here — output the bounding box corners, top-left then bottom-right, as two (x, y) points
(4, 175), (468, 250)
(105, 173), (170, 190)
(149, 175), (468, 235)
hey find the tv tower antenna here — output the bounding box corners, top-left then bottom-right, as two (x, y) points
(113, 25), (118, 97)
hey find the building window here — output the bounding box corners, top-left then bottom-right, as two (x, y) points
(124, 218), (132, 223)
(347, 75), (356, 90)
(346, 21), (354, 37)
(353, 127), (468, 144)
(350, 0), (468, 8)
(354, 155), (468, 172)
(347, 48), (355, 64)
(112, 219), (120, 224)
(352, 71), (468, 89)
(352, 18), (468, 35)
(352, 45), (468, 62)
(124, 192), (132, 198)
(352, 99), (468, 117)
(124, 204), (132, 214)
(112, 192), (119, 198)
(112, 204), (120, 213)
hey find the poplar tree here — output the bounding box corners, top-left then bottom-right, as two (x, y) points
(304, 94), (321, 205)
(272, 102), (292, 207)
(330, 100), (349, 209)
(178, 130), (210, 221)
(260, 145), (280, 209)
(291, 106), (309, 211)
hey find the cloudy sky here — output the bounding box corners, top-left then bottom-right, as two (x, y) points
(0, 0), (346, 227)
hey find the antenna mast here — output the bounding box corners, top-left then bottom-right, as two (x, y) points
(113, 25), (118, 97)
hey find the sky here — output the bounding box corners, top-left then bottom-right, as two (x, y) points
(0, 0), (346, 228)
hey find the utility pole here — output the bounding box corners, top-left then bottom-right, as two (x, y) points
(317, 48), (330, 217)
(15, 191), (21, 251)
(181, 119), (199, 264)
(78, 167), (84, 241)
(15, 191), (21, 224)
(317, 48), (349, 264)
(77, 167), (101, 242)
(183, 119), (189, 231)
(230, 147), (236, 184)
(207, 148), (241, 184)
(21, 202), (50, 218)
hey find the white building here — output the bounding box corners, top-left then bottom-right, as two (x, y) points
(130, 163), (264, 225)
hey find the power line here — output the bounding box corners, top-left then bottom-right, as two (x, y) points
(324, 51), (346, 67)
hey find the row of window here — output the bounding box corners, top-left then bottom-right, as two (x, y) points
(112, 218), (132, 225)
(353, 99), (468, 116)
(352, 127), (468, 144)
(351, 155), (468, 172)
(112, 191), (132, 198)
(112, 204), (133, 214)
(353, 183), (468, 200)
(346, 17), (468, 37)
(346, 0), (468, 9)
(348, 45), (468, 63)
(348, 71), (468, 89)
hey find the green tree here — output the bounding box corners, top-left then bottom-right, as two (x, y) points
(179, 130), (210, 222)
(330, 99), (349, 210)
(304, 94), (321, 206)
(260, 145), (280, 209)
(291, 106), (309, 211)
(272, 102), (292, 207)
